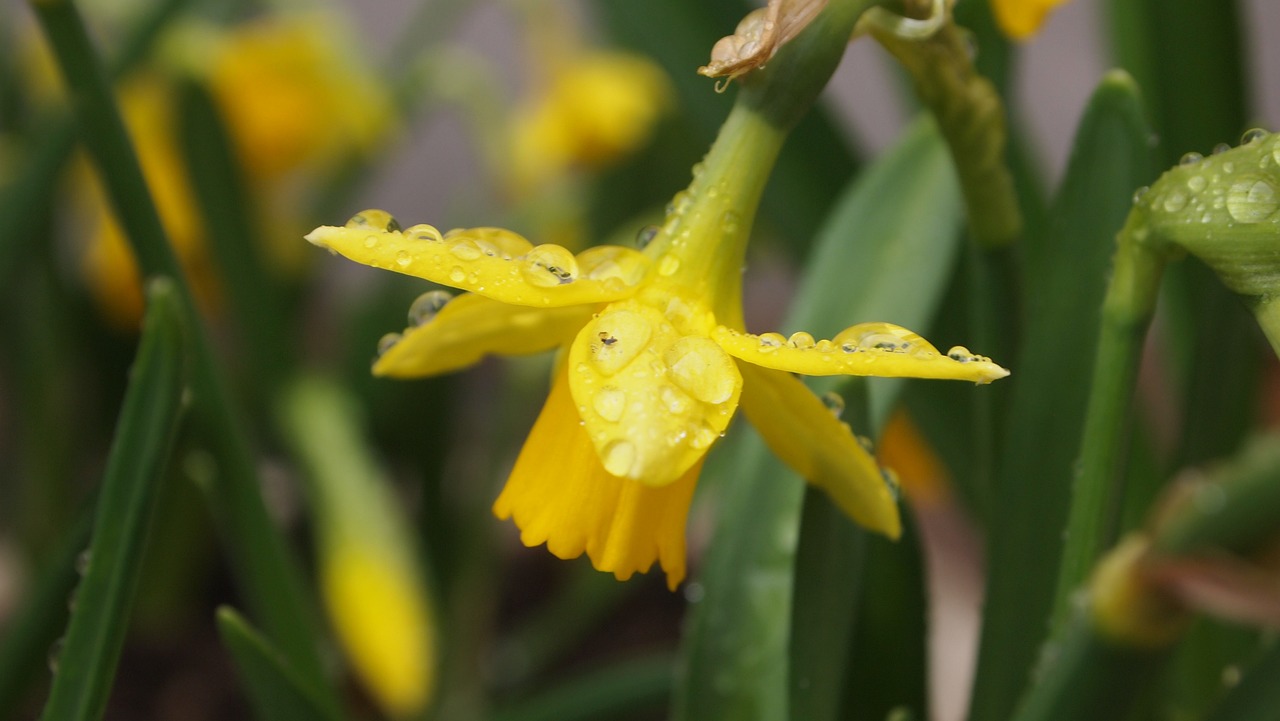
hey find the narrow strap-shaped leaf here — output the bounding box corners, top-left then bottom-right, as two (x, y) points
(29, 0), (332, 698)
(215, 608), (343, 721)
(40, 279), (186, 721)
(967, 71), (1154, 721)
(675, 115), (962, 721)
(489, 655), (674, 721)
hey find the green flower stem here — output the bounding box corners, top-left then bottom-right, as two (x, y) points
(29, 0), (332, 701)
(1051, 215), (1168, 635)
(866, 9), (1022, 248)
(40, 280), (186, 721)
(0, 0), (192, 288)
(1250, 298), (1280, 358)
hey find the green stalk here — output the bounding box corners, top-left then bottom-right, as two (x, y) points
(489, 656), (674, 721)
(29, 0), (332, 701)
(40, 280), (186, 721)
(0, 0), (192, 287)
(1051, 215), (1167, 635)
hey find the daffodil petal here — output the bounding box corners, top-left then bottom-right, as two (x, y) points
(990, 0), (1068, 40)
(373, 292), (593, 378)
(493, 363), (697, 590)
(713, 321), (1010, 384)
(306, 217), (646, 307)
(738, 363), (901, 539)
(567, 299), (742, 487)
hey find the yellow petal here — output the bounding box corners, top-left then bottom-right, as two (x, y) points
(493, 364), (698, 590)
(306, 217), (646, 307)
(322, 543), (435, 717)
(738, 362), (901, 539)
(373, 291), (593, 378)
(990, 0), (1068, 41)
(713, 322), (1010, 384)
(567, 299), (742, 486)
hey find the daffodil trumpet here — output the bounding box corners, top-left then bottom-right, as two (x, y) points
(308, 100), (1007, 589)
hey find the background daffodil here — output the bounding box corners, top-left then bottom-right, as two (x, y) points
(307, 105), (1008, 589)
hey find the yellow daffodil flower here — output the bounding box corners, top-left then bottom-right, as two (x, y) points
(990, 0), (1069, 40)
(308, 103), (1008, 590)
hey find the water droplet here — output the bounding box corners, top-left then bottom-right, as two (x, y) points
(395, 250), (411, 268)
(449, 240), (483, 261)
(947, 345), (974, 362)
(48, 638), (65, 673)
(588, 309), (652, 375)
(363, 235), (378, 248)
(1223, 161), (1236, 174)
(657, 254), (681, 277)
(881, 467), (901, 500)
(1180, 151), (1204, 166)
(1226, 178), (1279, 223)
(636, 225), (660, 249)
(757, 332), (786, 353)
(1131, 186), (1149, 204)
(1222, 665), (1242, 687)
(522, 245), (579, 287)
(602, 439), (637, 477)
(376, 332), (402, 356)
(821, 391), (845, 418)
(1241, 128), (1267, 145)
(1162, 189), (1189, 212)
(345, 209), (400, 232)
(404, 223), (443, 242)
(834, 322), (938, 356)
(689, 422), (719, 449)
(407, 290), (454, 326)
(1187, 175), (1207, 193)
(661, 385), (691, 414)
(1212, 142), (1231, 155)
(593, 386), (627, 422)
(683, 581), (705, 603)
(665, 337), (737, 404)
(75, 549), (91, 575)
(448, 266), (467, 283)
(787, 331), (816, 349)
(721, 210), (742, 237)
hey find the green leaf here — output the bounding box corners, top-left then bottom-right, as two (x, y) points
(1201, 638), (1280, 721)
(31, 0), (331, 694)
(489, 655), (674, 721)
(968, 71), (1154, 721)
(215, 608), (343, 721)
(40, 279), (186, 721)
(674, 115), (963, 721)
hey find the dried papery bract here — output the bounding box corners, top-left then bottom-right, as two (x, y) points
(698, 0), (829, 86)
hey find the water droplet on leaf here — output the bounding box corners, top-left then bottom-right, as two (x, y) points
(1226, 178), (1278, 223)
(407, 290), (454, 326)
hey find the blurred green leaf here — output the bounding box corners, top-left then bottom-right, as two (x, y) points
(30, 0), (332, 697)
(40, 279), (186, 721)
(1201, 638), (1280, 721)
(675, 115), (962, 721)
(968, 71), (1154, 721)
(215, 607), (343, 721)
(489, 655), (674, 721)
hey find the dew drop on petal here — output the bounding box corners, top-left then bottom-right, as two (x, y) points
(407, 290), (454, 327)
(757, 332), (786, 353)
(376, 332), (402, 356)
(588, 309), (652, 376)
(602, 439), (638, 477)
(787, 331), (816, 349)
(448, 266), (467, 283)
(345, 209), (400, 232)
(661, 385), (692, 414)
(404, 223), (443, 242)
(657, 253), (681, 277)
(449, 240), (483, 261)
(821, 391), (845, 419)
(1226, 178), (1279, 223)
(665, 337), (737, 404)
(363, 235), (378, 248)
(395, 250), (412, 268)
(522, 245), (580, 287)
(593, 386), (627, 422)
(1180, 151), (1204, 166)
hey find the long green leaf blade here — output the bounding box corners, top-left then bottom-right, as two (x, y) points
(40, 279), (186, 721)
(215, 608), (342, 721)
(967, 71), (1153, 721)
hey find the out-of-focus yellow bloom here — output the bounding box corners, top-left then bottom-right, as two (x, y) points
(81, 76), (215, 327)
(307, 106), (1008, 588)
(508, 51), (672, 198)
(990, 0), (1069, 40)
(207, 16), (392, 181)
(78, 15), (391, 327)
(322, 543), (435, 717)
(877, 410), (950, 505)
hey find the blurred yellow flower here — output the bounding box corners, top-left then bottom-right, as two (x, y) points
(508, 51), (672, 196)
(990, 0), (1069, 40)
(308, 107), (1007, 588)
